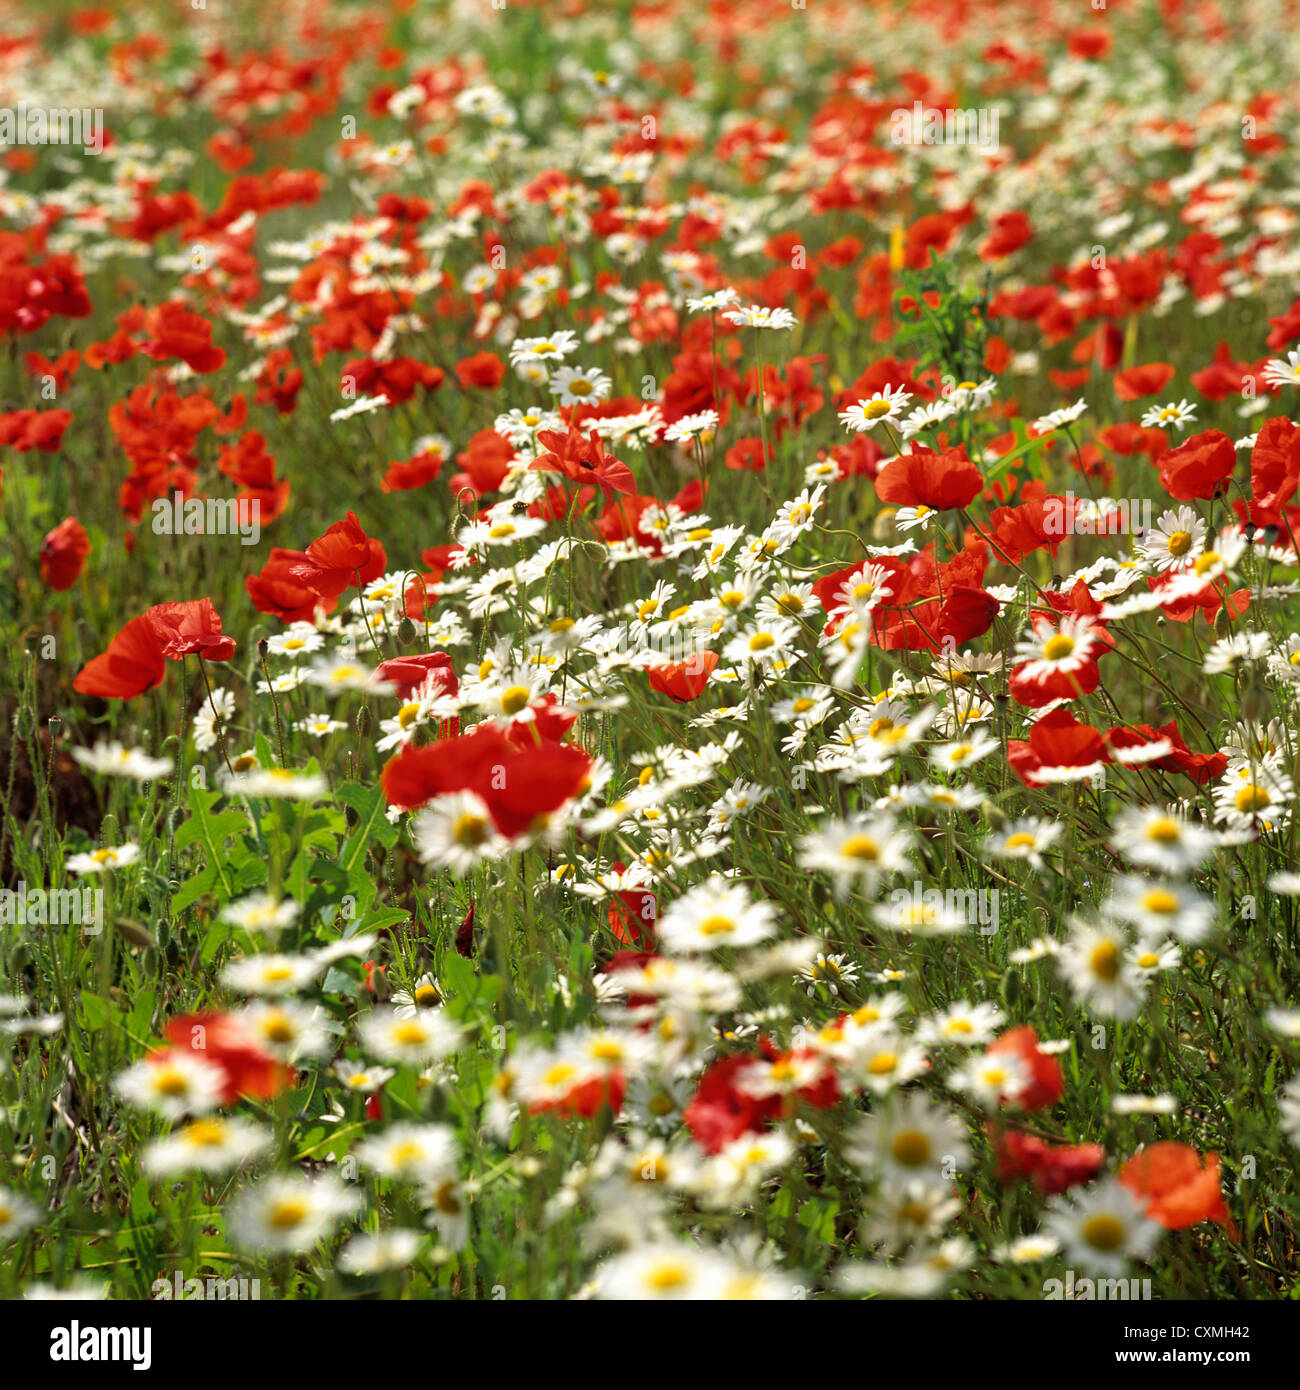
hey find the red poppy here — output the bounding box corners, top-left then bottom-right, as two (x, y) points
(683, 1054), (784, 1154)
(40, 516), (91, 591)
(246, 548), (336, 624)
(994, 1128), (1105, 1195)
(289, 511), (387, 599)
(1113, 362), (1175, 400)
(372, 651), (458, 701)
(75, 599), (234, 699)
(874, 445), (984, 511)
(646, 650), (719, 702)
(381, 725), (592, 838)
(454, 351), (506, 389)
(1007, 708), (1109, 788)
(137, 300), (226, 374)
(1156, 428), (1236, 501)
(0, 407), (74, 453)
(74, 613), (168, 699)
(146, 598), (237, 661)
(162, 1011), (293, 1104)
(979, 210), (1034, 260)
(1104, 721), (1228, 785)
(985, 1026), (1064, 1110)
(529, 424), (635, 503)
(723, 435), (772, 472)
(1119, 1143), (1236, 1234)
(1249, 415), (1300, 519)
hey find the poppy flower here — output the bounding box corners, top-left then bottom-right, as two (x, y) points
(605, 862), (658, 947)
(289, 511), (387, 599)
(145, 598), (237, 661)
(40, 516), (91, 591)
(683, 1054), (784, 1154)
(74, 613), (167, 699)
(529, 424), (635, 503)
(454, 351), (506, 390)
(246, 548), (336, 624)
(381, 725), (592, 838)
(979, 210), (1034, 260)
(874, 445), (984, 512)
(1007, 708), (1110, 788)
(985, 1026), (1064, 1110)
(372, 651), (458, 702)
(993, 1127), (1105, 1195)
(724, 436), (772, 472)
(1113, 362), (1175, 400)
(646, 650), (719, 702)
(1249, 416), (1300, 519)
(0, 407), (73, 453)
(1156, 428), (1236, 501)
(75, 598), (234, 699)
(136, 300), (226, 374)
(1119, 1142), (1236, 1234)
(162, 1011), (293, 1104)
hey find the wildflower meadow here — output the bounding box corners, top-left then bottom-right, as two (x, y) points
(1, 0), (1299, 1337)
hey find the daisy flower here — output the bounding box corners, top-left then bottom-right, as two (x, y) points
(358, 1006), (463, 1066)
(838, 385), (912, 432)
(114, 1052), (227, 1120)
(228, 1174), (361, 1254)
(844, 1092), (970, 1183)
(1056, 919), (1148, 1020)
(70, 742), (171, 781)
(66, 843), (140, 875)
(411, 791), (508, 875)
(1110, 806), (1216, 873)
(984, 819), (1062, 870)
(800, 816), (914, 895)
(220, 952), (326, 997)
(722, 304), (797, 331)
(142, 1117), (270, 1176)
(0, 1191), (41, 1243)
(1104, 876), (1215, 943)
(1261, 349), (1300, 389)
(356, 1122), (458, 1183)
(548, 364), (611, 406)
(1040, 1178), (1162, 1277)
(220, 893), (300, 935)
(657, 876), (778, 953)
(1138, 507), (1206, 572)
(1140, 398), (1198, 431)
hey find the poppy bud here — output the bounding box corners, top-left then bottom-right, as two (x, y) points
(1001, 970), (1021, 1010)
(397, 616), (417, 646)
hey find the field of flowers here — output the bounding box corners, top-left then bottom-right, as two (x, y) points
(2, 0), (1300, 1307)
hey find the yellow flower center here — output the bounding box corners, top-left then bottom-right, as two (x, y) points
(269, 1199), (308, 1230)
(453, 812), (489, 847)
(841, 835), (880, 861)
(1082, 1214), (1126, 1251)
(890, 1130), (931, 1167)
(1235, 785), (1270, 813)
(1089, 940), (1121, 982)
(1166, 530), (1193, 556)
(1043, 634), (1076, 661)
(500, 685), (531, 715)
(697, 916), (736, 937)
